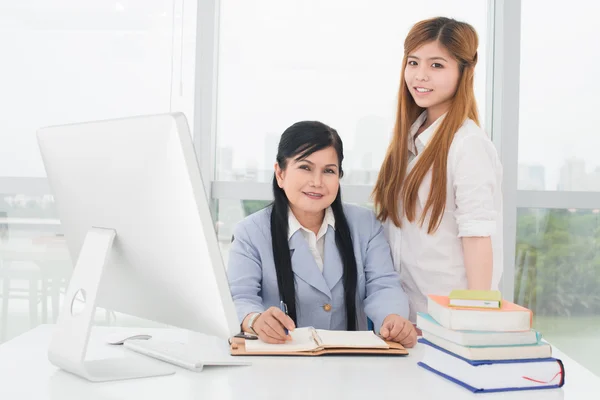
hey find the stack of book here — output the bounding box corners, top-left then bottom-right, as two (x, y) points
(417, 290), (565, 393)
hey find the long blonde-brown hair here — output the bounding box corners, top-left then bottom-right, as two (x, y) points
(373, 17), (480, 233)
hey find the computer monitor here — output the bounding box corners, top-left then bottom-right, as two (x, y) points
(37, 113), (241, 381)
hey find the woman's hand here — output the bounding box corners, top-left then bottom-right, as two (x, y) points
(379, 314), (417, 348)
(252, 307), (296, 344)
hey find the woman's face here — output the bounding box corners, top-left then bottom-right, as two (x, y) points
(275, 146), (340, 216)
(404, 40), (461, 118)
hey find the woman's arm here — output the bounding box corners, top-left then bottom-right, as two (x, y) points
(227, 223), (266, 325)
(462, 236), (493, 290)
(362, 212), (410, 329)
(452, 134), (501, 290)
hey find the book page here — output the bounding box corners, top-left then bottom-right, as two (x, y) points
(244, 327), (319, 353)
(315, 330), (389, 349)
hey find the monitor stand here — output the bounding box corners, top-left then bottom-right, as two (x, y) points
(47, 227), (175, 382)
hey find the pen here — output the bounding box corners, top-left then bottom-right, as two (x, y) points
(279, 300), (289, 335)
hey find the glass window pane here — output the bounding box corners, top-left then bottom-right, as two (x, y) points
(0, 2), (177, 178)
(216, 0), (488, 183)
(518, 2), (600, 191)
(516, 207), (600, 376)
(216, 199), (271, 267)
(0, 1), (194, 343)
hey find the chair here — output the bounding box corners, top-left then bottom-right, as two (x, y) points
(0, 260), (41, 342)
(0, 237), (72, 342)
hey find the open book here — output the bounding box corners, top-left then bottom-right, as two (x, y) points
(230, 327), (408, 356)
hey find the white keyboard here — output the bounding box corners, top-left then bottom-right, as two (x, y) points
(124, 338), (250, 372)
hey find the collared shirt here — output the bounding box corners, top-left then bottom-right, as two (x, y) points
(288, 207), (336, 273)
(383, 111), (504, 322)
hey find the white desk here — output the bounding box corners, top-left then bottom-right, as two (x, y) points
(0, 325), (597, 400)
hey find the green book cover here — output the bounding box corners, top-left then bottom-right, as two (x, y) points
(449, 289), (502, 302)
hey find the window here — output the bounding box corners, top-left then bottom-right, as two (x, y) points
(518, 1), (600, 191)
(0, 0), (197, 343)
(516, 207), (600, 376)
(514, 1), (600, 376)
(215, 0), (488, 184)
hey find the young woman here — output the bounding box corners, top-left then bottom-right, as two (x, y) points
(373, 17), (503, 322)
(227, 121), (416, 346)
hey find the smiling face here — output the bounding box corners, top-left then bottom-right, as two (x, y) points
(274, 146), (340, 217)
(404, 40), (461, 120)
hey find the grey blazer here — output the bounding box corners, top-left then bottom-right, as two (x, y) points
(227, 203), (409, 331)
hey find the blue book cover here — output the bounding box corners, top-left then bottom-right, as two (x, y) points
(417, 338), (565, 393)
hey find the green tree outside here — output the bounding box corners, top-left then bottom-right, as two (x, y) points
(515, 208), (600, 317)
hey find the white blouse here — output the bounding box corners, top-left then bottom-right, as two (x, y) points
(383, 112), (503, 322)
(288, 207), (335, 272)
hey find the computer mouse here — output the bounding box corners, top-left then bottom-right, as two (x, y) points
(106, 333), (152, 345)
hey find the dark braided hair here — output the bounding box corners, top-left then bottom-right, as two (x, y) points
(270, 121), (357, 330)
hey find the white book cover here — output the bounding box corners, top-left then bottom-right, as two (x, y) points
(422, 331), (552, 361)
(427, 295), (531, 332)
(417, 312), (541, 347)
